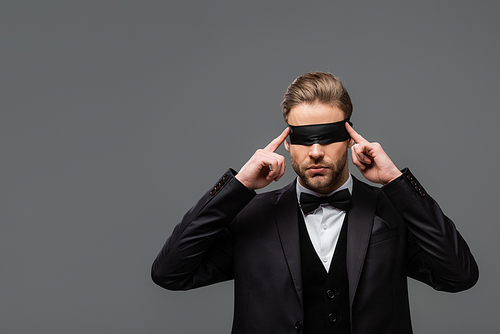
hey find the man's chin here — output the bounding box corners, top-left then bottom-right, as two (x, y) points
(301, 175), (333, 192)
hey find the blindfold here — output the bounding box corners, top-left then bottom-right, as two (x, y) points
(287, 119), (352, 145)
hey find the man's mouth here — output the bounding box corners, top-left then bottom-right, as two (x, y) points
(307, 165), (328, 174)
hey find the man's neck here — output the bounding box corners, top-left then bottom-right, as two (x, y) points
(297, 174), (353, 198)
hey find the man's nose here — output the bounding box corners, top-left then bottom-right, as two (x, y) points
(308, 143), (324, 159)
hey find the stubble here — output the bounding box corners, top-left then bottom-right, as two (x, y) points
(292, 150), (348, 193)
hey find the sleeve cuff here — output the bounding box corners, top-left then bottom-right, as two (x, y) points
(208, 168), (256, 200)
(382, 168), (429, 208)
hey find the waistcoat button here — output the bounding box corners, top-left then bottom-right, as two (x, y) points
(294, 321), (302, 331)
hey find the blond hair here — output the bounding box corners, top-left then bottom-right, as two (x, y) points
(281, 72), (353, 122)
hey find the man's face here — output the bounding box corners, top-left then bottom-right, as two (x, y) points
(285, 103), (352, 194)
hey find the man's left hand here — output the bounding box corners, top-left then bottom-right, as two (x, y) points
(346, 123), (402, 185)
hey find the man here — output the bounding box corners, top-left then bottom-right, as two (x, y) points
(151, 72), (478, 334)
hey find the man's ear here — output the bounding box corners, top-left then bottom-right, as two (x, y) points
(284, 139), (290, 152)
(347, 138), (354, 148)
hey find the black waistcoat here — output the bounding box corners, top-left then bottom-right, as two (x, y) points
(298, 209), (351, 334)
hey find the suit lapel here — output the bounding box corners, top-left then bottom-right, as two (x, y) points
(271, 180), (303, 306)
(347, 177), (378, 307)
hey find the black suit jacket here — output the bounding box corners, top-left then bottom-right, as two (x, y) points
(152, 168), (478, 334)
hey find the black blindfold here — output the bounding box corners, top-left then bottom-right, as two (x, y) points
(287, 119), (352, 145)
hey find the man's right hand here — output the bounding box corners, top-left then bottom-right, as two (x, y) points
(235, 128), (290, 191)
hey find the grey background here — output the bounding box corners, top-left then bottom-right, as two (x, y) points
(1, 1), (498, 333)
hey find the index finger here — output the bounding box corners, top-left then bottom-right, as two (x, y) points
(345, 122), (366, 144)
(264, 127), (290, 152)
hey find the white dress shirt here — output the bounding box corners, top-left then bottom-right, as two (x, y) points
(295, 175), (353, 272)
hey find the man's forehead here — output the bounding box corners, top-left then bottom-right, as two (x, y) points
(287, 103), (345, 126)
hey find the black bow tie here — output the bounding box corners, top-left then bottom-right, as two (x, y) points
(300, 189), (351, 214)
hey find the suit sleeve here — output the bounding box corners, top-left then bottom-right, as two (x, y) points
(151, 169), (256, 291)
(382, 168), (479, 292)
